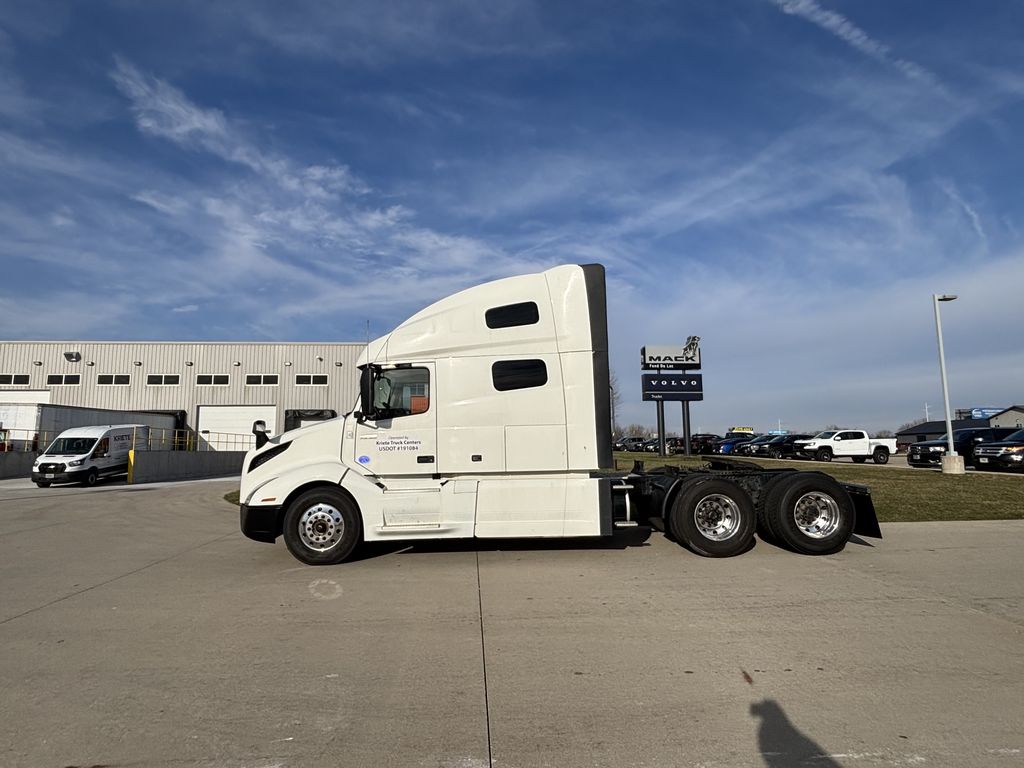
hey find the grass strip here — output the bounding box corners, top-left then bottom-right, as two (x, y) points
(614, 452), (1024, 522)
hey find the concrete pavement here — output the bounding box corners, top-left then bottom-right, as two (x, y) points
(1, 478), (1021, 767)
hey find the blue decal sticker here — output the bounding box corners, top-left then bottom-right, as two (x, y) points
(358, 455), (371, 464)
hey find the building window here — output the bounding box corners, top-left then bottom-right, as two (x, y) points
(485, 301), (540, 329)
(492, 359), (548, 391)
(98, 374), (132, 386)
(295, 374), (328, 386)
(245, 374), (279, 386)
(46, 374), (81, 386)
(146, 374), (180, 386)
(0, 374), (30, 385)
(197, 374), (230, 386)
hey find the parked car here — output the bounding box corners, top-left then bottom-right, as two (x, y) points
(907, 427), (1019, 469)
(714, 435), (757, 455)
(756, 434), (814, 459)
(972, 428), (1024, 472)
(733, 434), (777, 456)
(614, 436), (646, 452)
(688, 433), (722, 454)
(794, 430), (898, 464)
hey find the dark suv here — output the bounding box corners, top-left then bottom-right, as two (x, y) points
(753, 434), (813, 459)
(972, 428), (1024, 472)
(614, 436), (647, 452)
(687, 434), (721, 454)
(907, 427), (1019, 468)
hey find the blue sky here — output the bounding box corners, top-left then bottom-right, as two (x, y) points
(1, 0), (1022, 434)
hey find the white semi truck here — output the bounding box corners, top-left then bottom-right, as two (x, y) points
(239, 264), (880, 565)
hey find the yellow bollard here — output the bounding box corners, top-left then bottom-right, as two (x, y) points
(127, 449), (135, 484)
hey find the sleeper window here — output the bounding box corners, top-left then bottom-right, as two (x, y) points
(492, 359), (548, 391)
(485, 301), (540, 329)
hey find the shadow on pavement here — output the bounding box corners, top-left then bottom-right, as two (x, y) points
(751, 699), (841, 767)
(353, 526), (653, 561)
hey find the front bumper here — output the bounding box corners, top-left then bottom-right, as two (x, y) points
(240, 503), (284, 543)
(974, 453), (1024, 471)
(907, 452), (943, 467)
(31, 467), (87, 484)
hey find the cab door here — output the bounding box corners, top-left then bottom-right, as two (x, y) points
(837, 431), (868, 456)
(352, 364), (437, 478)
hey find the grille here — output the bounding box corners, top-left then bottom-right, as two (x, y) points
(38, 463), (66, 472)
(975, 447), (1003, 457)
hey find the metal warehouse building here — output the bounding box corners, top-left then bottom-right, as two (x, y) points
(0, 341), (363, 444)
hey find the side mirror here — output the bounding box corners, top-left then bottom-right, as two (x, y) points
(358, 366), (376, 423)
(252, 420), (269, 450)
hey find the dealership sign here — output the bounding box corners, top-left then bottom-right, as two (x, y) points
(642, 373), (704, 402)
(641, 336), (701, 370)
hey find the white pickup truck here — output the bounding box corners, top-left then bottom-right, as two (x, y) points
(794, 430), (897, 464)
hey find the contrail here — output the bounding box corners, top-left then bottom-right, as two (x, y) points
(771, 0), (941, 88)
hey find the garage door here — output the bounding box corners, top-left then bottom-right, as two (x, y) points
(196, 405), (277, 451)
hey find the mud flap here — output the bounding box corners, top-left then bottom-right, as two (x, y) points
(844, 483), (882, 538)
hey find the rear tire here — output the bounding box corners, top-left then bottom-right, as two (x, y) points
(872, 448), (889, 465)
(763, 474), (855, 555)
(668, 479), (755, 557)
(815, 448), (832, 462)
(282, 487), (362, 565)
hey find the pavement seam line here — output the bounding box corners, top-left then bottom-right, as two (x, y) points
(0, 531), (236, 626)
(476, 549), (494, 768)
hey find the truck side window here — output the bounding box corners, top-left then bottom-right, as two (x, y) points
(492, 359), (548, 391)
(94, 438), (109, 458)
(373, 368), (429, 418)
(485, 302), (540, 329)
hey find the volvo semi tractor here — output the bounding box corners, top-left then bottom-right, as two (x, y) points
(239, 264), (880, 565)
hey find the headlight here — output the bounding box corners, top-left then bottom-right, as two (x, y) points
(68, 459), (83, 466)
(1003, 446), (1024, 454)
(928, 446), (945, 453)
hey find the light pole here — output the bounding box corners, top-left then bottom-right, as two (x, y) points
(933, 293), (964, 475)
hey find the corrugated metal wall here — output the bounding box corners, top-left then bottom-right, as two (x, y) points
(0, 342), (363, 433)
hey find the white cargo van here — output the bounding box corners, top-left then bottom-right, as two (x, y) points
(31, 425), (146, 487)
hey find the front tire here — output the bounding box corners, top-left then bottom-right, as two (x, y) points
(763, 474), (855, 555)
(81, 469), (98, 487)
(282, 487), (362, 565)
(35, 481), (51, 488)
(815, 448), (832, 462)
(668, 479), (755, 557)
(872, 448), (890, 465)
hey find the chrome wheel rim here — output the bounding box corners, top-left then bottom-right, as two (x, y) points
(298, 503), (345, 552)
(793, 492), (841, 539)
(692, 494), (741, 541)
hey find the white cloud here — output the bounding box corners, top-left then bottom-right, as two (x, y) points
(171, 304), (199, 313)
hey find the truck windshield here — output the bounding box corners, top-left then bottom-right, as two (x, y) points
(814, 431), (836, 439)
(1004, 429), (1024, 442)
(44, 437), (98, 456)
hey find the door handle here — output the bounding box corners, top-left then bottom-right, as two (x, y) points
(417, 455), (435, 464)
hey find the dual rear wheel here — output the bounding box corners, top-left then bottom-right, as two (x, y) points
(669, 474), (855, 557)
